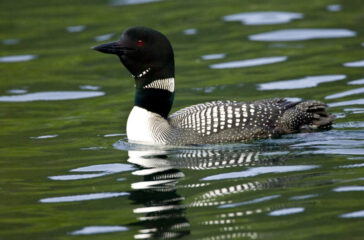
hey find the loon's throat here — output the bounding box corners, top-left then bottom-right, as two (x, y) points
(134, 78), (175, 119)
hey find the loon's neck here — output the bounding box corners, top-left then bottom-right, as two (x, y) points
(134, 77), (175, 119)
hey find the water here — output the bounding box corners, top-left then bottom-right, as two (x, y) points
(257, 75), (346, 90)
(0, 91), (105, 102)
(348, 78), (364, 85)
(66, 25), (86, 33)
(249, 29), (356, 41)
(209, 56), (288, 69)
(1, 0), (364, 239)
(343, 59), (364, 67)
(0, 54), (37, 62)
(222, 12), (303, 25)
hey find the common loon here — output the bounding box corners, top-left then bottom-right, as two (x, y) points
(93, 26), (334, 145)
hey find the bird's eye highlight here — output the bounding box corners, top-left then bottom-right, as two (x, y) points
(137, 40), (143, 46)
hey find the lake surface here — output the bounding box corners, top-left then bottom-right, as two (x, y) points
(1, 0), (364, 239)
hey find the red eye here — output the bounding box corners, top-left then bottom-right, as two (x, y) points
(137, 40), (143, 46)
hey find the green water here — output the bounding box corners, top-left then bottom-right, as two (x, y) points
(1, 0), (364, 239)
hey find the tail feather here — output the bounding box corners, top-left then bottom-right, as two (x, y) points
(279, 100), (335, 133)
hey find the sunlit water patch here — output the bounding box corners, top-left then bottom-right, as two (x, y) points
(71, 226), (128, 235)
(340, 210), (364, 218)
(80, 146), (107, 150)
(332, 112), (346, 119)
(307, 149), (364, 155)
(104, 133), (126, 137)
(268, 207), (305, 216)
(110, 0), (161, 5)
(30, 134), (58, 139)
(339, 163), (364, 169)
(7, 89), (27, 94)
(201, 53), (226, 60)
(223, 11), (303, 25)
(325, 87), (364, 99)
(0, 54), (37, 63)
(343, 59), (364, 67)
(49, 163), (135, 181)
(0, 91), (105, 102)
(209, 56), (287, 69)
(326, 4), (342, 12)
(201, 165), (318, 181)
(66, 25), (86, 33)
(334, 122), (364, 129)
(328, 98), (364, 107)
(290, 194), (319, 200)
(258, 75), (346, 90)
(94, 33), (114, 42)
(348, 78), (364, 85)
(79, 85), (101, 90)
(183, 28), (198, 35)
(249, 29), (356, 41)
(2, 39), (20, 45)
(40, 192), (129, 203)
(333, 186), (364, 192)
(344, 107), (364, 114)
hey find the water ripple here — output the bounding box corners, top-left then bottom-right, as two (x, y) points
(326, 4), (342, 12)
(49, 163), (135, 181)
(79, 85), (101, 90)
(0, 55), (37, 62)
(258, 75), (346, 90)
(39, 192), (129, 203)
(66, 25), (85, 33)
(104, 133), (126, 137)
(201, 165), (318, 181)
(2, 39), (20, 45)
(30, 134), (58, 139)
(209, 56), (287, 69)
(333, 122), (364, 129)
(269, 207), (305, 216)
(290, 194), (318, 200)
(338, 163), (364, 169)
(94, 33), (114, 42)
(348, 78), (364, 85)
(183, 28), (198, 35)
(71, 226), (128, 235)
(340, 210), (364, 218)
(249, 29), (355, 41)
(304, 149), (364, 155)
(201, 53), (226, 60)
(7, 89), (27, 94)
(333, 186), (364, 192)
(0, 91), (105, 102)
(328, 98), (364, 107)
(325, 87), (364, 99)
(219, 195), (280, 208)
(343, 59), (364, 67)
(223, 11), (303, 25)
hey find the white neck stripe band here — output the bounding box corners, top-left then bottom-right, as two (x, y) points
(143, 78), (175, 92)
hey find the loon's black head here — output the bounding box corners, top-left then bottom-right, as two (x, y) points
(93, 26), (175, 82)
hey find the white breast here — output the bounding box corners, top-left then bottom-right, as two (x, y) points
(126, 106), (170, 144)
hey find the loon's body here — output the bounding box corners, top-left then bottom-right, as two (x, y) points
(93, 27), (334, 145)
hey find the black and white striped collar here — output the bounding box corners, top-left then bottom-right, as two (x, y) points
(143, 78), (175, 92)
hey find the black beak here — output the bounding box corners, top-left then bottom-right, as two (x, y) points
(92, 41), (135, 55)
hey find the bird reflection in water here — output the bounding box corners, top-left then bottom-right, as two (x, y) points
(128, 150), (190, 239)
(126, 144), (287, 239)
